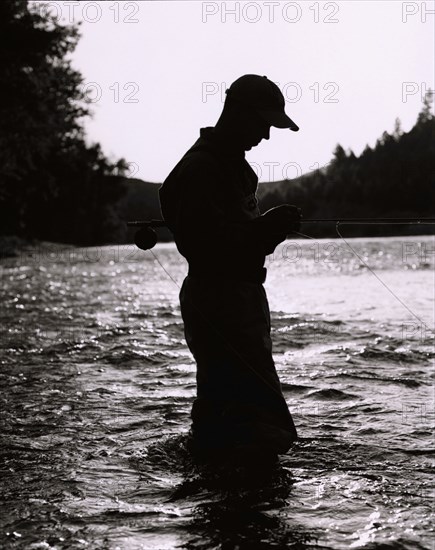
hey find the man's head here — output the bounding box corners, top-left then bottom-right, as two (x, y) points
(216, 75), (299, 151)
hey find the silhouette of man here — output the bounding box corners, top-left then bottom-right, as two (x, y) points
(159, 75), (301, 462)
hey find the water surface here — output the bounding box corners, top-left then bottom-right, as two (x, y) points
(1, 235), (434, 549)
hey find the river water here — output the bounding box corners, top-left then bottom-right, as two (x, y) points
(1, 235), (434, 549)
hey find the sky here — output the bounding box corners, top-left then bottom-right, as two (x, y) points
(35, 1), (434, 182)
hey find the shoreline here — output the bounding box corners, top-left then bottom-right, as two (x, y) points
(2, 232), (433, 261)
(0, 235), (77, 260)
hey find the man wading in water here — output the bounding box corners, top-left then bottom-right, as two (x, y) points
(159, 75), (302, 463)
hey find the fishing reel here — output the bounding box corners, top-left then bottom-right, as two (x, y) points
(134, 226), (158, 250)
(127, 220), (165, 250)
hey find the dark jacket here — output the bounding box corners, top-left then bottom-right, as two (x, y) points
(159, 127), (277, 283)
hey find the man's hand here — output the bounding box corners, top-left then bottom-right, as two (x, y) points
(261, 205), (302, 235)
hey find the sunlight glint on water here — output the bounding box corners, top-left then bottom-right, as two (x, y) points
(0, 235), (434, 549)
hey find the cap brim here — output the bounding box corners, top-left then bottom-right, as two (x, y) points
(258, 109), (299, 131)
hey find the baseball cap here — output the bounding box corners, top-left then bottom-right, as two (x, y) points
(225, 74), (299, 131)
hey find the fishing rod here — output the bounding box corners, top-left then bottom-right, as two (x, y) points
(126, 218), (435, 250)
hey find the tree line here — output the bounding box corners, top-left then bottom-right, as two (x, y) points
(257, 97), (434, 238)
(0, 0), (128, 246)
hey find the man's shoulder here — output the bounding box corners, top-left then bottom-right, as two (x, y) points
(161, 129), (225, 193)
(181, 140), (220, 169)
(172, 142), (221, 184)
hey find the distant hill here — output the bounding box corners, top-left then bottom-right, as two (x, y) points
(256, 169), (319, 211)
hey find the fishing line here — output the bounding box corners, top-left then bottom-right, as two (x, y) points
(148, 247), (182, 289)
(334, 222), (431, 328)
(292, 230), (317, 240)
(294, 223), (432, 329)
